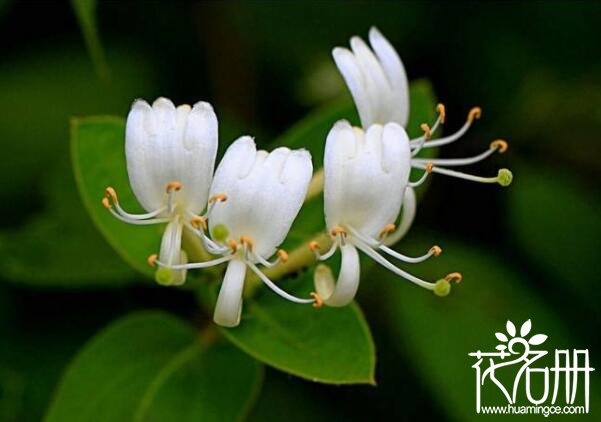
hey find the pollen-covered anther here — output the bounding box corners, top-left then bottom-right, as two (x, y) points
(425, 162), (434, 173)
(209, 193), (228, 203)
(430, 245), (442, 257)
(165, 181), (182, 193)
(147, 254), (158, 267)
(190, 216), (207, 230)
(104, 186), (118, 204)
(420, 123), (432, 140)
(436, 103), (446, 124)
(277, 249), (289, 263)
(101, 197), (111, 209)
(445, 272), (463, 284)
(379, 223), (396, 239)
(309, 240), (321, 251)
(490, 139), (508, 153)
(228, 239), (238, 253)
(240, 236), (254, 252)
(310, 292), (324, 308)
(330, 226), (347, 237)
(468, 107), (482, 123)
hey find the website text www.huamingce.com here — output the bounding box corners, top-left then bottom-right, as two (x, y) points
(480, 404), (586, 417)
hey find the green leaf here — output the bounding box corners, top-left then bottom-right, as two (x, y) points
(0, 161), (135, 287)
(71, 117), (158, 279)
(507, 163), (601, 307)
(46, 311), (262, 422)
(70, 0), (109, 80)
(375, 233), (601, 420)
(219, 272), (375, 385)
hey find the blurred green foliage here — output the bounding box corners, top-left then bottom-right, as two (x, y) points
(0, 1), (599, 421)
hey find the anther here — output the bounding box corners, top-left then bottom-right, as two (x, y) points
(309, 241), (320, 251)
(430, 245), (442, 257)
(209, 193), (228, 203)
(490, 139), (508, 153)
(425, 162), (434, 173)
(105, 186), (118, 203)
(228, 239), (238, 253)
(436, 103), (446, 124)
(277, 249), (289, 263)
(240, 236), (253, 251)
(101, 197), (111, 209)
(166, 181), (182, 193)
(330, 226), (347, 237)
(445, 272), (463, 284)
(379, 224), (396, 239)
(467, 107), (482, 123)
(311, 292), (324, 308)
(190, 216), (207, 230)
(147, 254), (158, 267)
(420, 123), (432, 140)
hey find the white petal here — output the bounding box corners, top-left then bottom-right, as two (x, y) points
(324, 121), (411, 239)
(213, 259), (246, 327)
(209, 138), (312, 258)
(332, 47), (375, 128)
(314, 243), (360, 307)
(369, 27), (409, 127)
(125, 98), (218, 213)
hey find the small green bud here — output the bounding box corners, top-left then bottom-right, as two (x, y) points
(497, 168), (513, 187)
(433, 279), (451, 297)
(155, 267), (174, 286)
(211, 224), (229, 242)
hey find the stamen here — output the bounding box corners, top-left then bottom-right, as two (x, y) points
(445, 272), (463, 284)
(107, 207), (170, 225)
(310, 239), (338, 261)
(379, 223), (396, 239)
(436, 103), (446, 124)
(420, 123), (431, 140)
(147, 254), (158, 267)
(209, 193), (228, 203)
(378, 242), (441, 264)
(430, 245), (442, 257)
(408, 162), (433, 188)
(490, 139), (508, 153)
(330, 226), (347, 237)
(311, 292), (323, 308)
(277, 249), (289, 263)
(103, 186), (166, 220)
(246, 262), (316, 304)
(165, 181), (182, 193)
(190, 216), (207, 231)
(355, 241), (438, 290)
(411, 106), (483, 149)
(228, 239), (238, 254)
(240, 236), (253, 252)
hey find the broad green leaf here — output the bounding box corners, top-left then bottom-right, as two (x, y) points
(507, 163), (601, 308)
(0, 161), (135, 287)
(71, 117), (158, 278)
(374, 233), (601, 420)
(218, 272), (375, 385)
(46, 311), (262, 422)
(70, 0), (109, 80)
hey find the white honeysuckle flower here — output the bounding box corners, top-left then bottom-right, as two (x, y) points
(333, 27), (512, 246)
(313, 27), (515, 305)
(102, 97), (218, 286)
(311, 120), (458, 306)
(151, 137), (319, 327)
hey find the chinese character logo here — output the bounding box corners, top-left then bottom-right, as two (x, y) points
(469, 320), (594, 415)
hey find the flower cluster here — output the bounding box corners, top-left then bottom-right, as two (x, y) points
(102, 28), (512, 327)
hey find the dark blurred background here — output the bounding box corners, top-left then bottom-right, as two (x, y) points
(0, 1), (600, 421)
